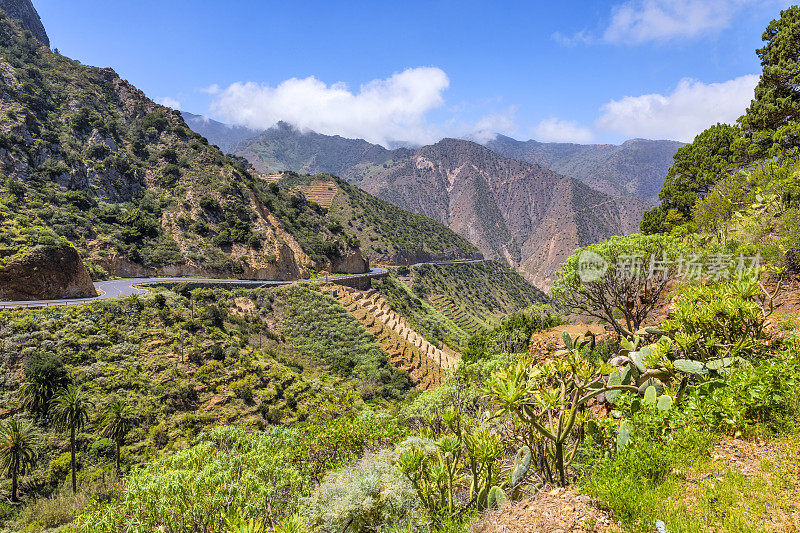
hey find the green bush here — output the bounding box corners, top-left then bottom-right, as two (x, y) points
(664, 276), (771, 362)
(682, 348), (800, 436)
(71, 426), (303, 532)
(89, 438), (115, 461)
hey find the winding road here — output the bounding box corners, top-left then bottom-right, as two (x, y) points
(1, 258), (494, 310)
(0, 267), (390, 310)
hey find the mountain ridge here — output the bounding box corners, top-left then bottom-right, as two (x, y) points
(342, 137), (649, 288)
(0, 0), (48, 47)
(0, 14), (369, 299)
(185, 115), (680, 205)
(485, 134), (684, 203)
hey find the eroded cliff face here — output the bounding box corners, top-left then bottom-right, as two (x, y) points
(0, 0), (48, 47)
(0, 244), (96, 301)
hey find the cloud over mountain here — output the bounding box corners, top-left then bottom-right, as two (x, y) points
(209, 68), (450, 147)
(596, 74), (758, 141)
(208, 68), (521, 147)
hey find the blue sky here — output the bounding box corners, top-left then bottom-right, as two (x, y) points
(34, 0), (794, 146)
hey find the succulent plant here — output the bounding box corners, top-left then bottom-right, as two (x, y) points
(511, 445), (532, 487)
(487, 485), (508, 508)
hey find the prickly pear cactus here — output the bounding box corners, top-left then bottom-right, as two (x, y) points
(487, 486), (508, 508)
(512, 445), (532, 486)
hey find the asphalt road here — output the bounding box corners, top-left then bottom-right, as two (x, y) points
(0, 267), (389, 309)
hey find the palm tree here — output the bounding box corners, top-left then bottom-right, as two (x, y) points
(19, 373), (61, 422)
(19, 352), (70, 422)
(52, 385), (93, 494)
(0, 419), (37, 502)
(98, 399), (134, 476)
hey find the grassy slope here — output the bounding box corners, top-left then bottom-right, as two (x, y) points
(0, 285), (412, 494)
(277, 173), (480, 260)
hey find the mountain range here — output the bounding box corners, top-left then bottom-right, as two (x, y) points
(485, 135), (685, 204)
(186, 119), (659, 287)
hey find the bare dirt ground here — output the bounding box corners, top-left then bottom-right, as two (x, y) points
(474, 486), (617, 533)
(528, 324), (609, 361)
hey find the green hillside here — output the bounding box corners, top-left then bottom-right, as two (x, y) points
(0, 12), (359, 288)
(409, 260), (549, 323)
(277, 172), (481, 263)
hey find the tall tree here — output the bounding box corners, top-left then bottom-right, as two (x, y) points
(98, 399), (134, 476)
(740, 6), (800, 133)
(52, 385), (93, 494)
(0, 419), (37, 502)
(658, 124), (742, 220)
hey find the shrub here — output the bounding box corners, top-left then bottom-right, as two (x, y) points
(89, 438), (115, 461)
(682, 348), (800, 436)
(71, 426), (303, 532)
(663, 276), (773, 362)
(301, 443), (420, 531)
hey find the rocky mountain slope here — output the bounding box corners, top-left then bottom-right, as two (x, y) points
(345, 139), (649, 289)
(213, 121), (681, 205)
(0, 0), (47, 46)
(0, 12), (366, 299)
(485, 135), (684, 204)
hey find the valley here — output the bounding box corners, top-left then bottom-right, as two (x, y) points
(214, 126), (653, 288)
(1, 1), (800, 532)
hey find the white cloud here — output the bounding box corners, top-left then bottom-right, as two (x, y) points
(604, 0), (740, 43)
(209, 67), (453, 147)
(551, 30), (594, 47)
(595, 74), (758, 141)
(462, 107), (519, 143)
(533, 118), (595, 143)
(156, 97), (181, 110)
(555, 0), (788, 45)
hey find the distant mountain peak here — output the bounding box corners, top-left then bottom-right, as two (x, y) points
(0, 0), (49, 47)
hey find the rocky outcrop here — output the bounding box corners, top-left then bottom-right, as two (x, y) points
(0, 244), (96, 301)
(325, 249), (369, 275)
(0, 0), (49, 47)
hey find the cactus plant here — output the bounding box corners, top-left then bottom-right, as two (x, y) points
(485, 333), (639, 486)
(487, 485), (508, 508)
(511, 445), (532, 487)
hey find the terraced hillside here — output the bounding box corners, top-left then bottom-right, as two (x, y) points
(411, 260), (549, 325)
(332, 285), (459, 389)
(427, 293), (486, 335)
(293, 179), (339, 209)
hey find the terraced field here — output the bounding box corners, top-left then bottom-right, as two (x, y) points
(332, 285), (459, 389)
(428, 293), (486, 335)
(261, 173), (284, 183)
(295, 179), (340, 209)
